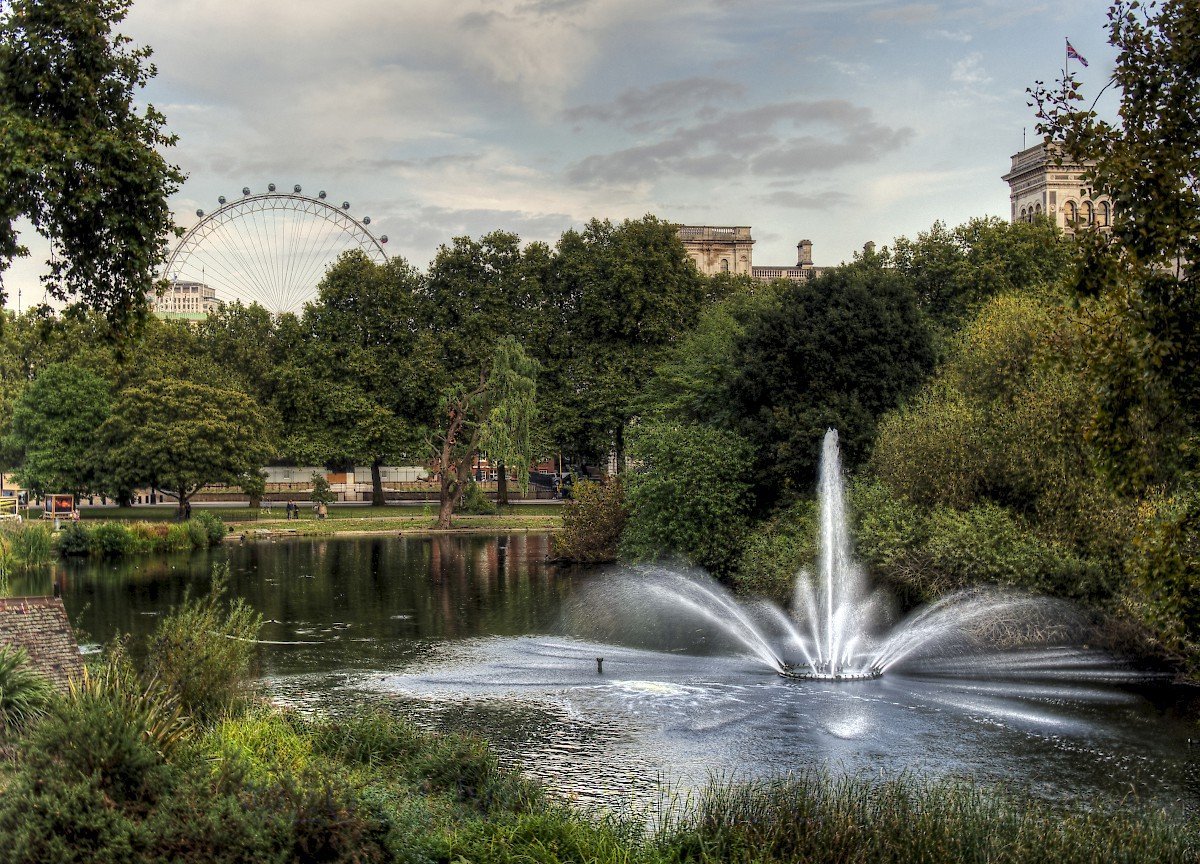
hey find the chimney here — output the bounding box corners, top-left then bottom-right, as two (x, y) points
(796, 239), (813, 267)
(863, 241), (876, 256)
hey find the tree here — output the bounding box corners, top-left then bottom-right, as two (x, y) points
(478, 337), (540, 505)
(4, 362), (111, 498)
(541, 215), (707, 462)
(309, 472), (335, 506)
(100, 378), (274, 516)
(887, 217), (1075, 335)
(620, 421), (754, 575)
(295, 251), (433, 505)
(237, 469), (266, 510)
(0, 0), (183, 325)
(729, 258), (935, 504)
(1031, 0), (1200, 491)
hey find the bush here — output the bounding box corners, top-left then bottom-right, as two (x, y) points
(621, 422), (754, 575)
(186, 518), (208, 549)
(127, 521), (166, 554)
(310, 709), (424, 768)
(208, 708), (313, 787)
(552, 477), (627, 563)
(191, 512), (226, 546)
(459, 481), (497, 516)
(145, 566), (261, 724)
(0, 646), (53, 735)
(55, 520), (90, 556)
(732, 499), (817, 604)
(87, 521), (133, 557)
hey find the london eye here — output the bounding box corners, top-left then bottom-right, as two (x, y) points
(163, 185), (389, 315)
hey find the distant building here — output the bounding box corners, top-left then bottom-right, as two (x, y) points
(751, 239), (829, 283)
(152, 280), (220, 321)
(676, 225), (828, 283)
(677, 225), (755, 276)
(1002, 143), (1113, 233)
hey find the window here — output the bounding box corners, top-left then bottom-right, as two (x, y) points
(720, 259), (729, 273)
(1100, 201), (1111, 226)
(1064, 200), (1078, 227)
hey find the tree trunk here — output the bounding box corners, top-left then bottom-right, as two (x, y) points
(371, 458), (385, 507)
(497, 461), (508, 506)
(249, 492), (262, 509)
(117, 490), (132, 508)
(178, 486), (188, 521)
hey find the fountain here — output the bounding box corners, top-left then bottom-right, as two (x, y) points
(568, 428), (1104, 685)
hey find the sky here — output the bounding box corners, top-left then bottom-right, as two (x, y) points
(4, 0), (1121, 309)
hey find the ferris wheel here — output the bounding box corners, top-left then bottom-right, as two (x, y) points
(163, 184), (389, 315)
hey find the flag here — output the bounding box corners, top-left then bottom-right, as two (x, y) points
(1066, 39), (1089, 67)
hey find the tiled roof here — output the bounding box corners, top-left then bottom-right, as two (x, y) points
(0, 596), (83, 692)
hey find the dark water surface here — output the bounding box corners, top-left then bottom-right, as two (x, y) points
(14, 534), (1199, 813)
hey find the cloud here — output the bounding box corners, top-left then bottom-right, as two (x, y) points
(762, 189), (853, 210)
(933, 29), (973, 42)
(869, 3), (938, 23)
(951, 52), (991, 86)
(565, 77), (746, 130)
(567, 99), (914, 185)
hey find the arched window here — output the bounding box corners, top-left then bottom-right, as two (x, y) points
(1020, 207), (1027, 222)
(1034, 203), (1042, 219)
(1083, 201), (1094, 224)
(1064, 200), (1078, 228)
(1100, 201), (1111, 226)
(720, 259), (729, 273)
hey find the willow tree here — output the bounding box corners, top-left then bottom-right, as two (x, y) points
(479, 337), (540, 505)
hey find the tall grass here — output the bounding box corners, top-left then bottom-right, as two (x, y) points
(652, 772), (1200, 864)
(0, 646), (53, 734)
(53, 516), (226, 558)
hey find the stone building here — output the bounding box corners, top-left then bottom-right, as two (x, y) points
(152, 280), (220, 321)
(0, 596), (83, 692)
(677, 225), (754, 276)
(1002, 143), (1113, 233)
(751, 239), (829, 283)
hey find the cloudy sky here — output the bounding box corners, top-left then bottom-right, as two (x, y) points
(6, 0), (1119, 308)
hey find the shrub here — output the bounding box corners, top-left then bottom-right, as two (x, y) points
(208, 708), (313, 787)
(732, 499), (817, 604)
(311, 709), (424, 768)
(0, 646), (53, 734)
(55, 521), (90, 556)
(127, 521), (166, 554)
(145, 566), (261, 724)
(553, 477), (627, 564)
(186, 518), (208, 549)
(191, 511), (226, 546)
(0, 773), (141, 864)
(24, 646), (186, 804)
(459, 481), (497, 515)
(622, 422), (754, 575)
(87, 521), (133, 557)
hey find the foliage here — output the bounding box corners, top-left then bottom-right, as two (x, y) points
(621, 422), (754, 575)
(458, 481), (497, 516)
(144, 567), (261, 723)
(1031, 0), (1200, 492)
(100, 377), (275, 513)
(478, 336), (540, 502)
(886, 216), (1075, 335)
(192, 511), (226, 545)
(732, 499), (818, 604)
(0, 645), (52, 734)
(53, 518), (219, 558)
(310, 472), (335, 506)
(236, 469), (266, 509)
(5, 363), (112, 497)
(87, 520), (134, 557)
(0, 0), (183, 325)
(541, 215), (708, 462)
(553, 477), (627, 563)
(55, 520), (90, 556)
(654, 771), (1200, 864)
(729, 257), (935, 505)
(0, 521), (52, 569)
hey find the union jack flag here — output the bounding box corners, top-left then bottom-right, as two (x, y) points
(1066, 39), (1089, 67)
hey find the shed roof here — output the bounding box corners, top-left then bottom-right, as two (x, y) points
(0, 596), (83, 692)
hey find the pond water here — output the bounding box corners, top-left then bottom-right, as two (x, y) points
(12, 533), (1199, 813)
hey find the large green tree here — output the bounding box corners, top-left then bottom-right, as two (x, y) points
(542, 216), (707, 463)
(295, 251), (434, 505)
(100, 378), (274, 516)
(478, 337), (540, 506)
(729, 256), (935, 503)
(0, 0), (183, 325)
(5, 362), (111, 498)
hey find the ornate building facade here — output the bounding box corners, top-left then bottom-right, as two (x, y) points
(152, 280), (220, 321)
(677, 225), (828, 282)
(1002, 143), (1112, 233)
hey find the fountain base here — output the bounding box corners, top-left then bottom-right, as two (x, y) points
(780, 664), (882, 682)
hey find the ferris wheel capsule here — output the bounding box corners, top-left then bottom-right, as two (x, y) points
(341, 201), (350, 210)
(242, 187), (251, 196)
(380, 235), (388, 243)
(362, 216), (371, 224)
(218, 195), (226, 205)
(195, 209), (204, 217)
(318, 190), (327, 199)
(293, 184), (302, 193)
(268, 183), (276, 192)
